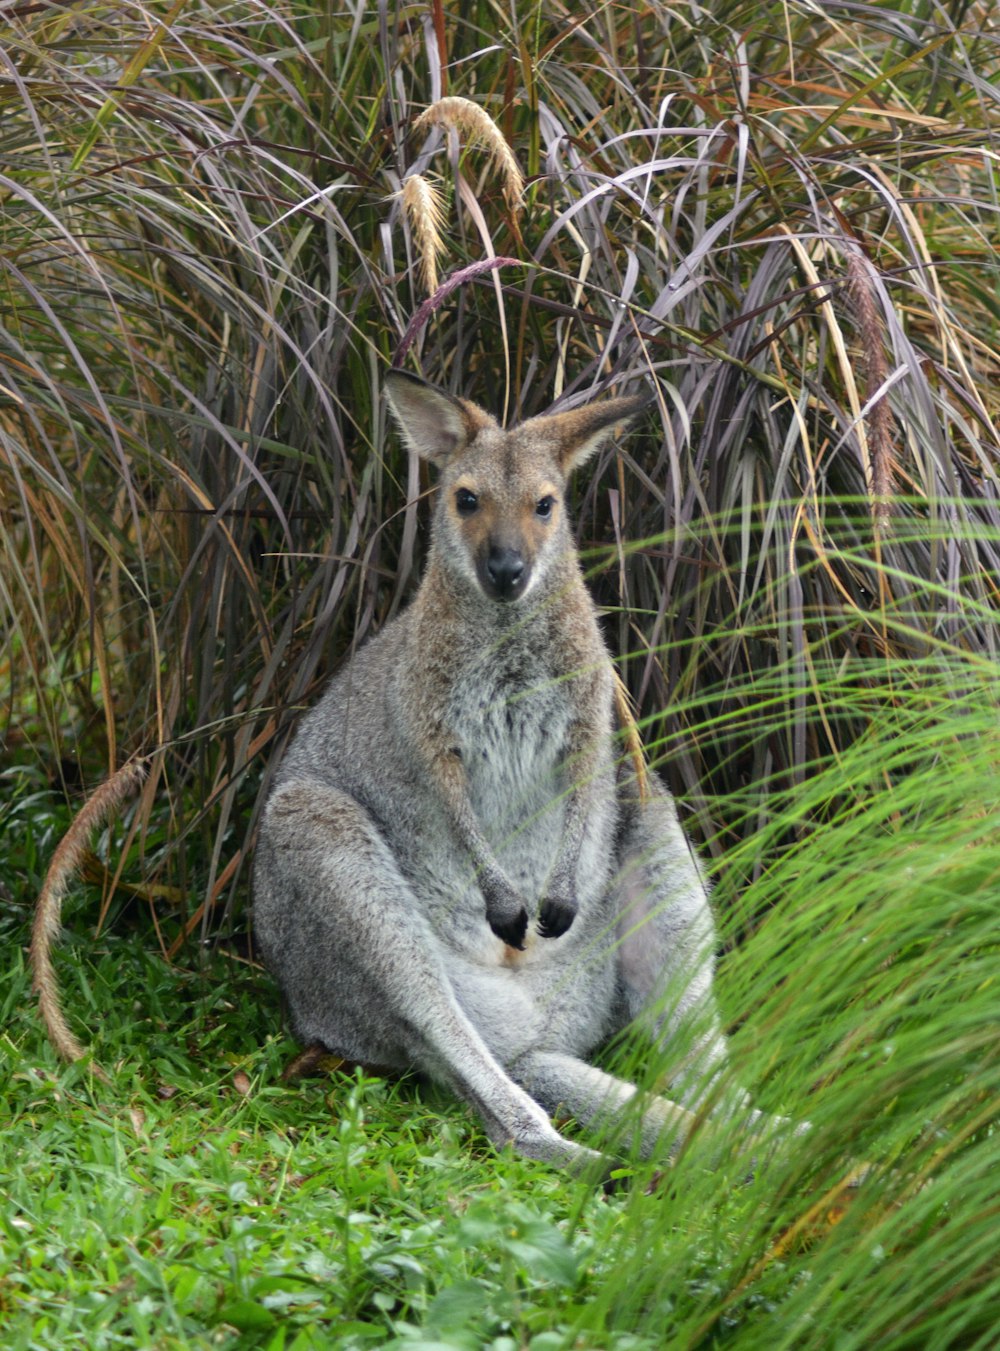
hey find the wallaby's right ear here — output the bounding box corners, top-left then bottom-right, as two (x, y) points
(384, 371), (495, 466)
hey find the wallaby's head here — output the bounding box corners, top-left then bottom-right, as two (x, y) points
(385, 372), (649, 603)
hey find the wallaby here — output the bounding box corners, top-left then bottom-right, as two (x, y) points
(252, 372), (743, 1175)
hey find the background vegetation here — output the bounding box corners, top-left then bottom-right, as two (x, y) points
(2, 1), (999, 1346)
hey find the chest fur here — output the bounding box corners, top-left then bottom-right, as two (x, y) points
(447, 639), (575, 830)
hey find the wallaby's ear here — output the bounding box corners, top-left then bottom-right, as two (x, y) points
(384, 370), (495, 466)
(535, 391), (653, 475)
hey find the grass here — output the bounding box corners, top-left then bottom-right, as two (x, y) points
(2, 786), (742, 1351)
(2, 0), (1000, 1346)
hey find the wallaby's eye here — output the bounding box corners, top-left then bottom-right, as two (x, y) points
(536, 495), (556, 520)
(455, 488), (479, 516)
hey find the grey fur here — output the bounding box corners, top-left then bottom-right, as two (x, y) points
(253, 374), (741, 1173)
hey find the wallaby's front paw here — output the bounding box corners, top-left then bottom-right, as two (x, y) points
(538, 897), (577, 939)
(489, 906), (529, 950)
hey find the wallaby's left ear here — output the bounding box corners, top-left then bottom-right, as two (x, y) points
(535, 391), (653, 475)
(384, 370), (496, 466)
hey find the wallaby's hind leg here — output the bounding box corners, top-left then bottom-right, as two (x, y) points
(254, 781), (601, 1173)
(610, 781), (800, 1146)
(510, 1049), (697, 1159)
(611, 781), (730, 1097)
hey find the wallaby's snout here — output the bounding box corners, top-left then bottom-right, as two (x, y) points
(452, 474), (563, 604)
(483, 545), (526, 602)
(456, 478), (558, 604)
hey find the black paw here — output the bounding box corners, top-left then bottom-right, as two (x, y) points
(489, 906), (528, 950)
(538, 897), (576, 939)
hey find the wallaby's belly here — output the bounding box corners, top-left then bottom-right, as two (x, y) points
(397, 768), (617, 964)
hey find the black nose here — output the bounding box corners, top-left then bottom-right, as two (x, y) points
(484, 547), (525, 600)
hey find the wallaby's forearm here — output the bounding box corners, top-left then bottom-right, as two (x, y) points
(426, 743), (531, 948)
(535, 653), (615, 930)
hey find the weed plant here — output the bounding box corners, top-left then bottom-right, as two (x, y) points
(2, 1), (999, 1347)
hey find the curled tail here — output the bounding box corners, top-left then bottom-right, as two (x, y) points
(30, 757), (148, 1065)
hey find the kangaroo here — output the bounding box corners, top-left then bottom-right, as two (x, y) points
(252, 372), (739, 1174)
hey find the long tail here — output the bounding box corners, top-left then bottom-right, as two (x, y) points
(30, 757), (148, 1064)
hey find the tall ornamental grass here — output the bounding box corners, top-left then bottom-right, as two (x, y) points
(1, 1), (998, 1345)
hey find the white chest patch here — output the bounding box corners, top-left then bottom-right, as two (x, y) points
(449, 645), (572, 848)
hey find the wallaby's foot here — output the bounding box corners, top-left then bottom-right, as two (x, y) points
(492, 1117), (610, 1181)
(280, 1042), (341, 1082)
(537, 897), (577, 938)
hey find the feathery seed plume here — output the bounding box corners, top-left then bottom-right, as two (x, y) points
(614, 671), (649, 804)
(414, 96), (524, 213)
(401, 173), (447, 295)
(847, 253), (898, 521)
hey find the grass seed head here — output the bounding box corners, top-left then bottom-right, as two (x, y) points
(847, 252), (898, 519)
(401, 173), (447, 295)
(414, 96), (524, 213)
